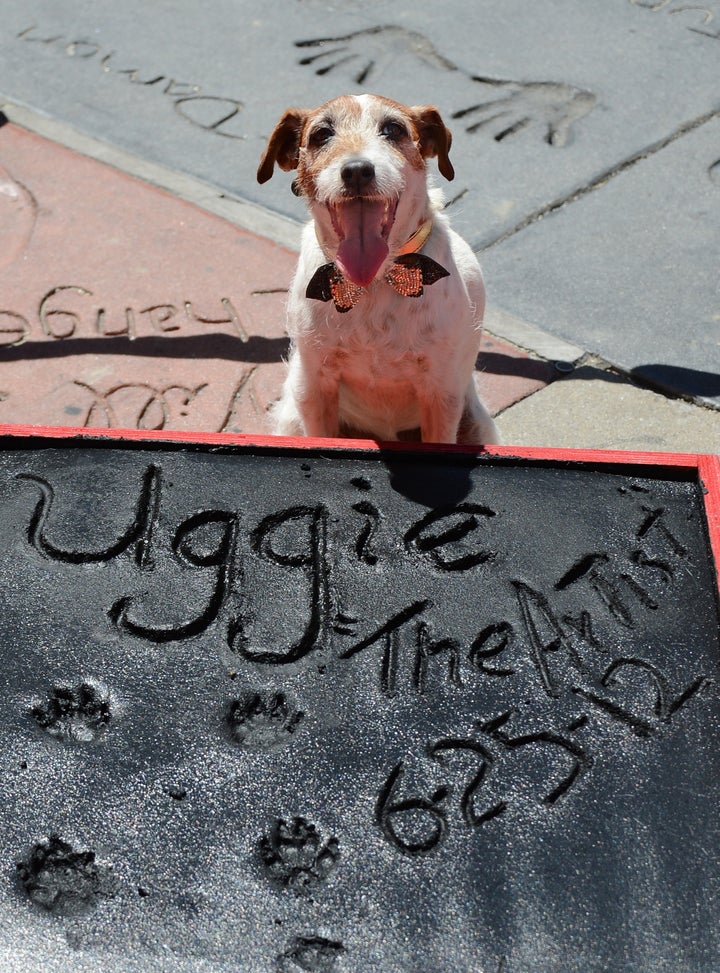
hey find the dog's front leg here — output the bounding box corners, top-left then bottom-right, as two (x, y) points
(283, 350), (340, 439)
(417, 386), (465, 445)
(299, 382), (340, 439)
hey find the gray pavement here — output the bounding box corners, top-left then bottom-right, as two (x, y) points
(497, 361), (720, 453)
(0, 0), (719, 438)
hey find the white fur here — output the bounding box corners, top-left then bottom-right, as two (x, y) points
(266, 94), (500, 445)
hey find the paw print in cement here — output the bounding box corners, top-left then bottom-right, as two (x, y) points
(260, 817), (339, 893)
(31, 681), (111, 743)
(279, 935), (346, 972)
(17, 835), (117, 916)
(227, 692), (304, 750)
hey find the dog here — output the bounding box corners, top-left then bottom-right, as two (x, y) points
(257, 94), (500, 445)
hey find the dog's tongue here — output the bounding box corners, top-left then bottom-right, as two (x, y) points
(334, 200), (389, 288)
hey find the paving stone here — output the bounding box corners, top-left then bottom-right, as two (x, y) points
(496, 366), (720, 455)
(483, 116), (720, 408)
(478, 333), (557, 418)
(0, 123), (543, 435)
(0, 122), (294, 434)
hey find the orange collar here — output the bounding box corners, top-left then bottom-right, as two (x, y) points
(395, 218), (434, 256)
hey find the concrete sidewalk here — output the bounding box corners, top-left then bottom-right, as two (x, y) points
(0, 0), (718, 454)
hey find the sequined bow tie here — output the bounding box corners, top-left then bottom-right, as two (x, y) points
(306, 252), (450, 313)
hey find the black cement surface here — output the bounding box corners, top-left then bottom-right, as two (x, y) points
(1, 437), (719, 971)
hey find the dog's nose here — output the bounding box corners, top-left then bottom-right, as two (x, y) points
(341, 159), (375, 193)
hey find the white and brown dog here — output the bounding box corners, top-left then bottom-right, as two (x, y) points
(257, 94), (500, 445)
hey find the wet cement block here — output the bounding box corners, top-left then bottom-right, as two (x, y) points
(1, 433), (719, 971)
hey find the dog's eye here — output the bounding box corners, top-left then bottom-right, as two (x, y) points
(380, 120), (407, 142)
(309, 125), (334, 148)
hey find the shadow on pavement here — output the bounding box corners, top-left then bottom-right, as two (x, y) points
(0, 333), (291, 364)
(632, 364), (720, 403)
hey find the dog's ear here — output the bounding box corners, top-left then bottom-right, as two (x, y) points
(257, 109), (308, 184)
(410, 106), (455, 182)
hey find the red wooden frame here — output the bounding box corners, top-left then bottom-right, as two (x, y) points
(1, 422), (718, 593)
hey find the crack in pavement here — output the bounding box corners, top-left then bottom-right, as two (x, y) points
(477, 104), (720, 253)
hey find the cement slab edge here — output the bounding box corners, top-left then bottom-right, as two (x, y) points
(0, 97), (304, 252)
(1, 97), (586, 367)
(482, 307), (584, 365)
